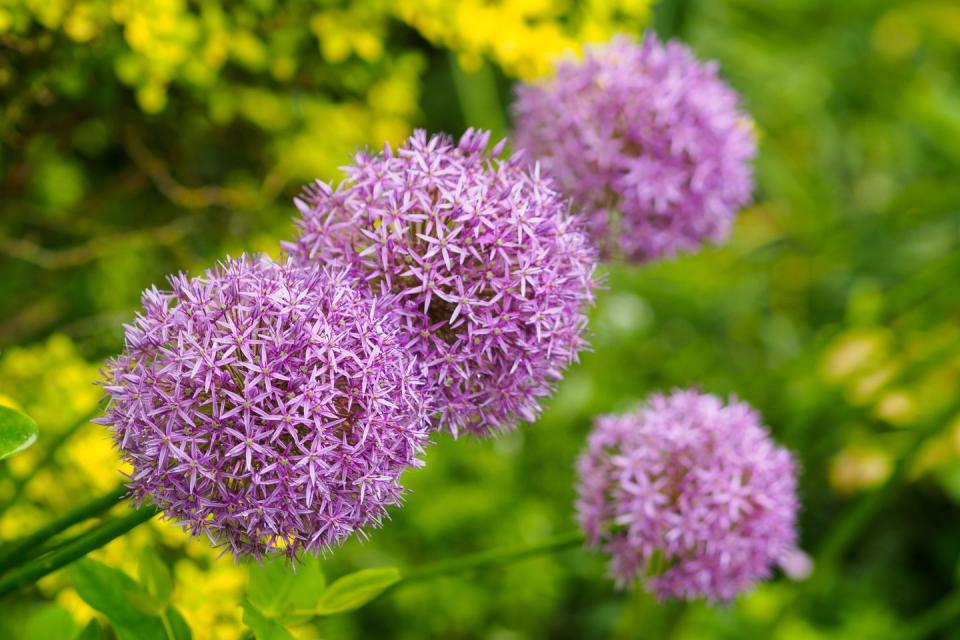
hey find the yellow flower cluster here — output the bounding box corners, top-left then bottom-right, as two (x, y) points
(395, 0), (652, 78)
(0, 0), (421, 184)
(0, 0), (651, 192)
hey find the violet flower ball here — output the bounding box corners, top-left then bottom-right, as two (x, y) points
(98, 256), (431, 559)
(514, 34), (757, 263)
(576, 390), (799, 601)
(287, 129), (597, 437)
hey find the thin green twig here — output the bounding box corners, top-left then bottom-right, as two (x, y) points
(394, 530), (584, 589)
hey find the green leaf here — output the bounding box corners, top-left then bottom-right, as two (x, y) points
(0, 405), (39, 460)
(23, 604), (77, 640)
(247, 556), (296, 617)
(313, 567), (400, 616)
(125, 590), (167, 617)
(166, 608), (193, 640)
(241, 600), (294, 640)
(139, 549), (173, 606)
(284, 555), (327, 613)
(70, 558), (169, 640)
(74, 619), (102, 640)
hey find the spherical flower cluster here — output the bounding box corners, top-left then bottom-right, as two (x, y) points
(287, 129), (597, 437)
(513, 34), (757, 263)
(97, 256), (432, 559)
(575, 390), (798, 601)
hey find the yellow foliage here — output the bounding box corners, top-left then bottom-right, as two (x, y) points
(395, 0), (652, 78)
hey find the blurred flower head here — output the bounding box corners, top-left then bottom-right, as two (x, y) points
(576, 389), (798, 601)
(513, 34), (757, 262)
(287, 129), (597, 437)
(98, 256), (432, 559)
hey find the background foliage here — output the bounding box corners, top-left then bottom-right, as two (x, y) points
(2, 0), (960, 638)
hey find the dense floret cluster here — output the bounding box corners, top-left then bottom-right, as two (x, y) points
(98, 256), (431, 559)
(576, 390), (798, 601)
(514, 34), (756, 262)
(287, 129), (597, 437)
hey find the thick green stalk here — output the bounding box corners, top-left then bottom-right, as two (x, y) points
(395, 530), (584, 588)
(0, 504), (158, 598)
(0, 484), (128, 573)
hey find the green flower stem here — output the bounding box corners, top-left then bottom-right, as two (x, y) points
(0, 407), (99, 515)
(395, 530), (585, 588)
(0, 504), (158, 598)
(0, 483), (128, 573)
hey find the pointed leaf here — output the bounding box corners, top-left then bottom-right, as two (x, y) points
(313, 567), (400, 615)
(285, 555), (327, 611)
(0, 405), (38, 460)
(247, 556), (295, 617)
(276, 556), (327, 625)
(23, 604), (77, 640)
(125, 590), (166, 617)
(139, 549), (173, 606)
(241, 600), (295, 640)
(70, 558), (168, 640)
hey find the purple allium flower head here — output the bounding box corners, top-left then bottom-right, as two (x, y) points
(513, 34), (757, 263)
(97, 255), (431, 560)
(286, 129), (597, 437)
(575, 390), (799, 601)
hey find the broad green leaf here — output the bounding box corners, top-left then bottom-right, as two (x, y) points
(313, 567), (400, 615)
(139, 549), (173, 606)
(247, 556), (296, 617)
(278, 569), (327, 623)
(74, 619), (102, 640)
(284, 555), (327, 613)
(0, 405), (38, 460)
(23, 604), (77, 640)
(70, 558), (169, 640)
(241, 600), (295, 640)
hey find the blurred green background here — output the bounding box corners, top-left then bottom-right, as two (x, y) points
(2, 0), (960, 638)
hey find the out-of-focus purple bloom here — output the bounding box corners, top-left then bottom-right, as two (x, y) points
(286, 129), (597, 438)
(778, 547), (812, 581)
(513, 34), (757, 263)
(97, 256), (431, 560)
(576, 390), (799, 601)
